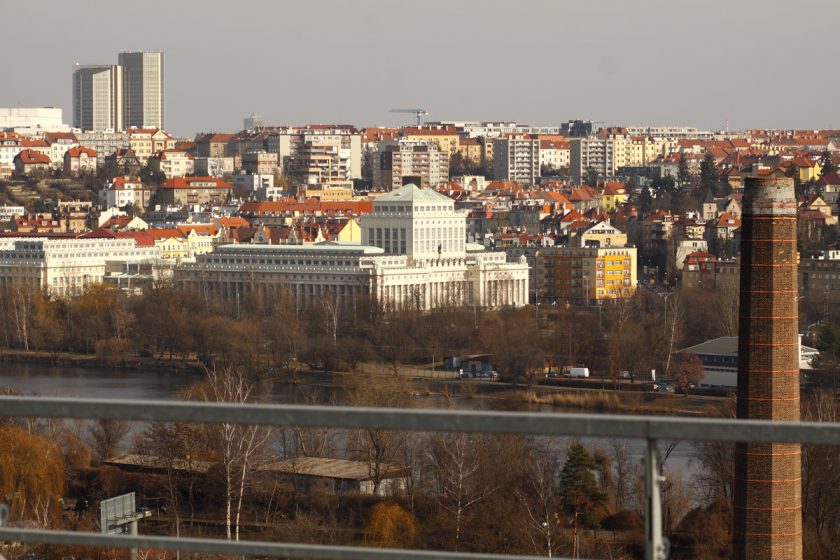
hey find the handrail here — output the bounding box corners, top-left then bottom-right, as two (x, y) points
(0, 396), (837, 445)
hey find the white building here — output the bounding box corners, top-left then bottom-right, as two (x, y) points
(0, 107), (69, 133)
(100, 176), (153, 211)
(0, 237), (160, 296)
(678, 336), (817, 387)
(179, 184), (529, 310)
(539, 140), (570, 171)
(0, 205), (25, 222)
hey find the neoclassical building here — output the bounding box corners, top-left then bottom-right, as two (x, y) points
(179, 184), (529, 309)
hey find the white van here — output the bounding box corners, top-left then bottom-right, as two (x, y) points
(564, 367), (590, 378)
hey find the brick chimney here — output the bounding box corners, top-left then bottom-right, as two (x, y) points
(732, 176), (802, 559)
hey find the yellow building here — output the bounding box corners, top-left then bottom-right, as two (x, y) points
(600, 181), (629, 212)
(304, 182), (354, 201)
(336, 219), (361, 243)
(128, 128), (176, 161)
(791, 157), (821, 183)
(402, 127), (460, 156)
(457, 137), (482, 163)
(536, 245), (636, 305)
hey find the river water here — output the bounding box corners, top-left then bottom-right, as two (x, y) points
(0, 361), (700, 482)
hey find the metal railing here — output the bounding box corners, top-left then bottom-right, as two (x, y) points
(0, 396), (839, 560)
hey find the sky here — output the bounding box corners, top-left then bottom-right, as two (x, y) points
(2, 0), (838, 137)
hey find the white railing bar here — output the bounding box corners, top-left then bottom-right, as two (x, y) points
(0, 396), (838, 444)
(0, 528), (562, 560)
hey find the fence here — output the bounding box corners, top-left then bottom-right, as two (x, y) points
(1, 396), (839, 560)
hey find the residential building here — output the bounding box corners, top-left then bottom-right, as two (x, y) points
(625, 126), (712, 139)
(105, 148), (143, 176)
(63, 146), (97, 175)
(536, 244), (637, 304)
(193, 133), (234, 158)
(0, 132), (23, 168)
(453, 175), (488, 192)
(128, 128), (176, 161)
(0, 236), (160, 296)
(151, 149), (195, 178)
(600, 181), (629, 212)
(72, 64), (123, 131)
(75, 131), (130, 165)
(156, 176), (232, 206)
(241, 151), (278, 175)
(401, 126), (460, 156)
(456, 137), (482, 163)
(44, 132), (79, 168)
(118, 51), (165, 129)
(287, 141), (355, 188)
(493, 136), (540, 184)
(570, 221), (627, 248)
(179, 184), (529, 310)
(100, 176), (154, 211)
(372, 140), (449, 191)
(13, 150), (51, 175)
(232, 173), (274, 194)
(193, 157), (235, 177)
(569, 132), (634, 181)
(0, 205), (25, 222)
(539, 139), (570, 171)
(303, 184), (354, 201)
(799, 255), (840, 310)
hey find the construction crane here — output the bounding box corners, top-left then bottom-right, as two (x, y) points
(390, 108), (429, 127)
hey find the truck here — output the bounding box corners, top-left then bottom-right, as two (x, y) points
(564, 367), (590, 378)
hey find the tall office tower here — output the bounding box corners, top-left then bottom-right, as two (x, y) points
(732, 176), (802, 559)
(118, 51), (165, 129)
(72, 65), (123, 132)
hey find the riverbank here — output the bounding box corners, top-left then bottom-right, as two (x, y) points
(0, 348), (206, 375)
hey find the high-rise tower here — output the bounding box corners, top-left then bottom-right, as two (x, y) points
(72, 64), (123, 132)
(118, 51), (165, 129)
(733, 176), (802, 559)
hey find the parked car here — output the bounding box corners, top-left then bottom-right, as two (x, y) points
(564, 367), (590, 378)
(653, 382), (674, 393)
(546, 371), (559, 379)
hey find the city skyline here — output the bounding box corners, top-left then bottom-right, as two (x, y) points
(2, 0), (838, 136)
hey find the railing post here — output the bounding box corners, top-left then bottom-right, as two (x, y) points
(645, 439), (666, 560)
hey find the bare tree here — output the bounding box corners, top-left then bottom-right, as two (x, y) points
(426, 432), (494, 550)
(515, 444), (563, 557)
(199, 366), (272, 541)
(86, 419), (130, 463)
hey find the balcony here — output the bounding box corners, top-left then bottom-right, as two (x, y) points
(0, 397), (837, 560)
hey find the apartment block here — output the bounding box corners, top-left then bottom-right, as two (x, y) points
(492, 136), (540, 184)
(536, 245), (637, 304)
(373, 140), (449, 191)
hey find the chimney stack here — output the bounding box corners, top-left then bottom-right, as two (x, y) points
(732, 176), (802, 559)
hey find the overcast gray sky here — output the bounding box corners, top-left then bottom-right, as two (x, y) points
(2, 0), (837, 137)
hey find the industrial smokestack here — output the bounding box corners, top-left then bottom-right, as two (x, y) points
(733, 176), (801, 559)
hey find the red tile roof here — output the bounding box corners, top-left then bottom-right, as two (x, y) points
(15, 149), (51, 164)
(66, 146), (97, 158)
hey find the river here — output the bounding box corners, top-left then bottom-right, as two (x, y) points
(0, 361), (700, 482)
